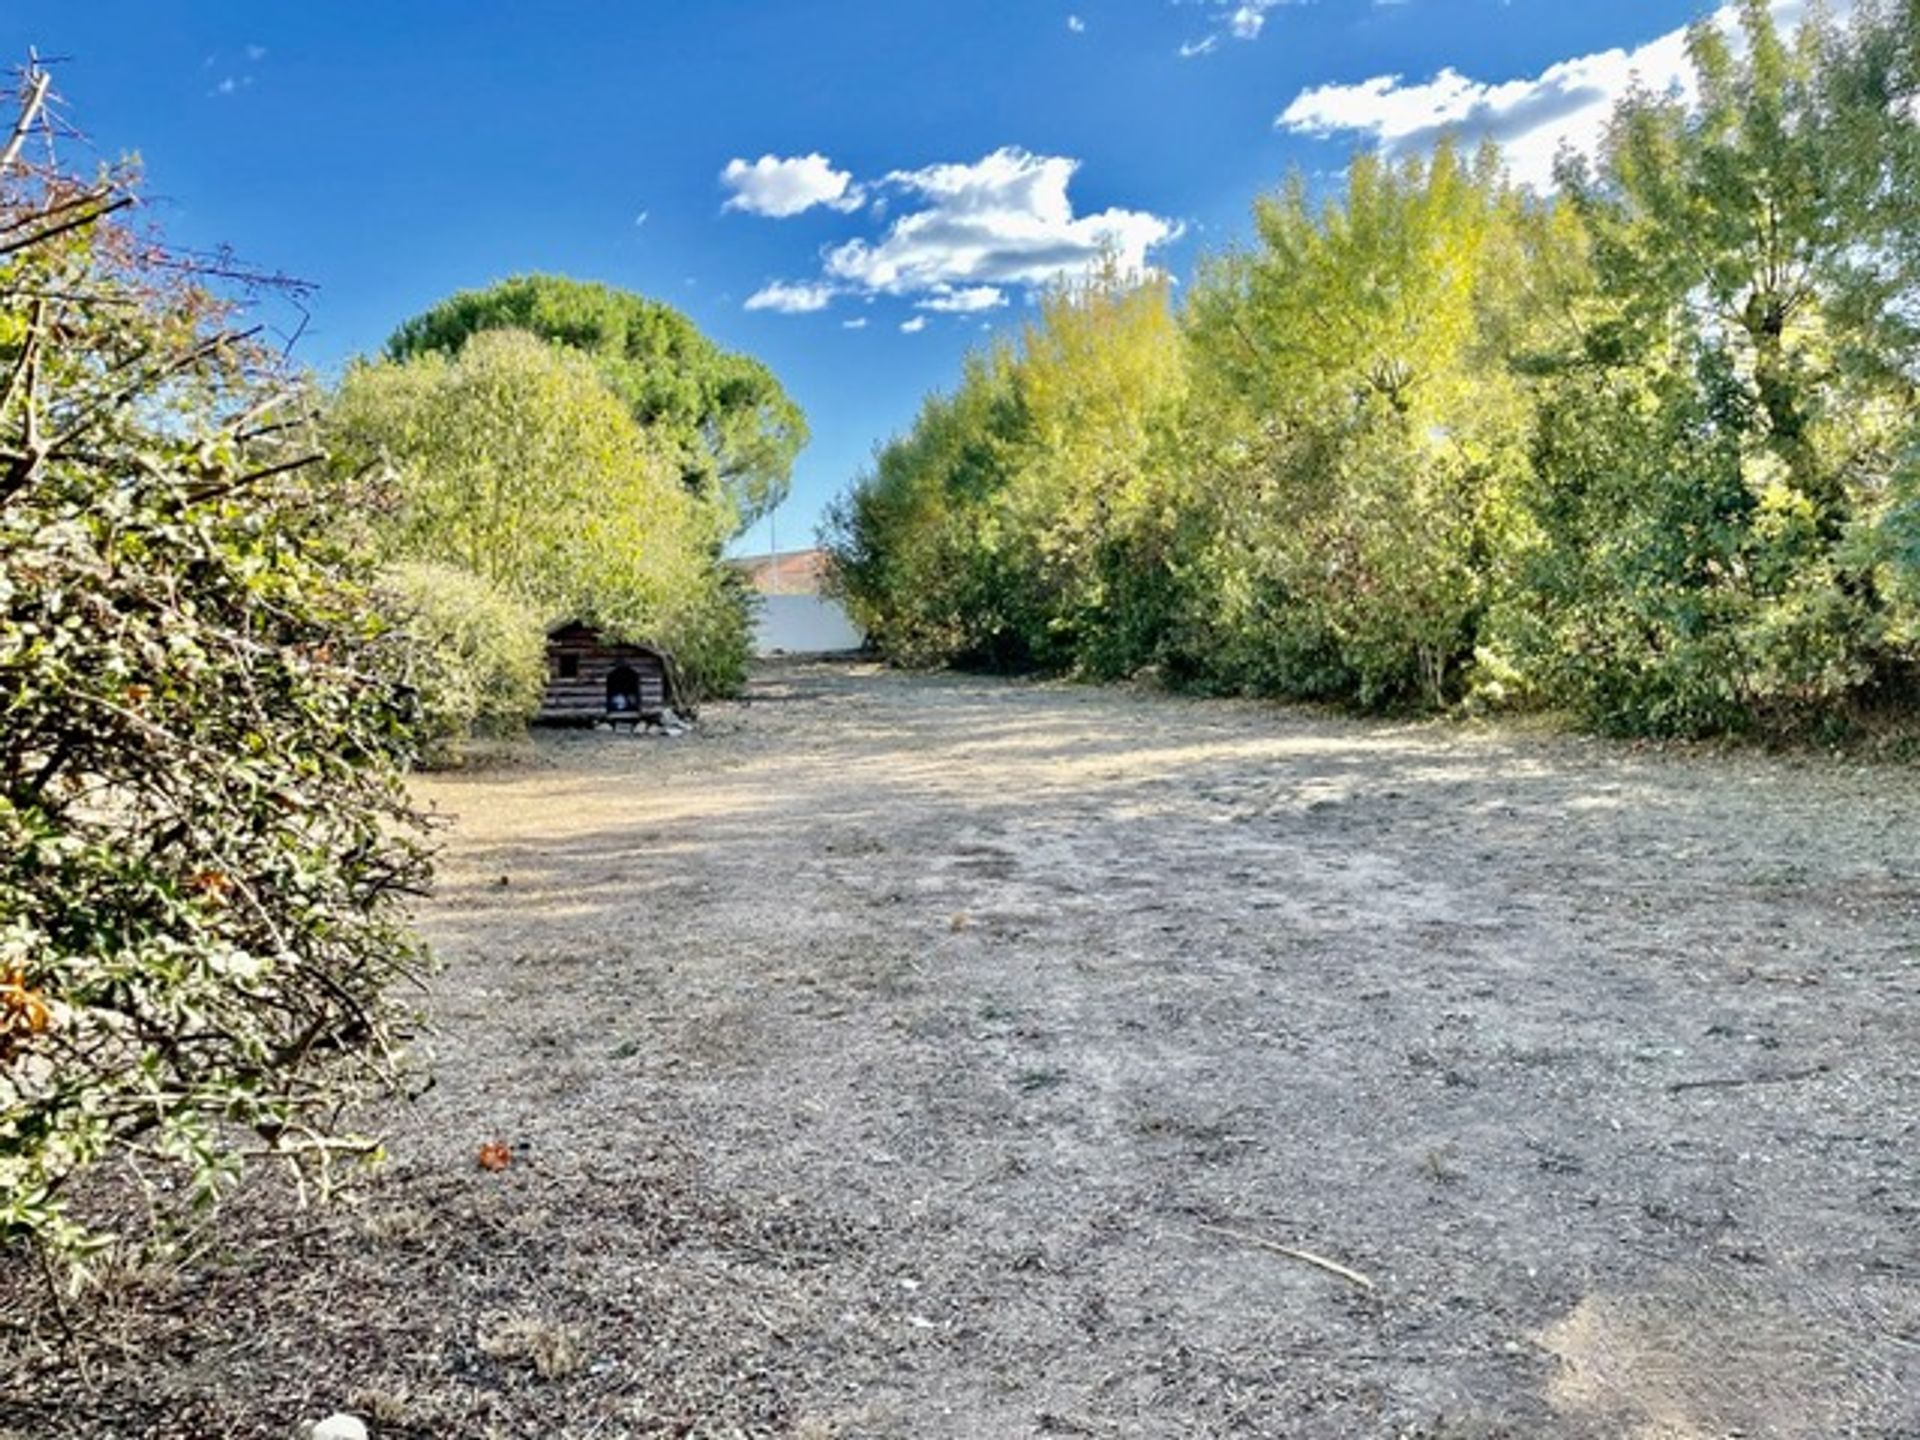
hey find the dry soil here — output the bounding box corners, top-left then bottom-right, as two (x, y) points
(5, 660), (1918, 1439)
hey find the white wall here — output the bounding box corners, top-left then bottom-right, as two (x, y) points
(753, 594), (864, 655)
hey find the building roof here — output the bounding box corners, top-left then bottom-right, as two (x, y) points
(731, 548), (832, 596)
(544, 621), (668, 658)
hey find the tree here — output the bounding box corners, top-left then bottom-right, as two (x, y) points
(826, 344), (1031, 668)
(331, 330), (751, 698)
(386, 275), (807, 535)
(1503, 0), (1920, 734)
(1183, 142), (1537, 707)
(0, 63), (431, 1258)
(1004, 265), (1190, 677)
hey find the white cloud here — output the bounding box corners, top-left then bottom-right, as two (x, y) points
(1180, 0), (1300, 57)
(901, 316), (929, 334)
(245, 43), (267, 61)
(822, 147), (1177, 300)
(916, 284), (1008, 313)
(633, 210), (650, 227)
(721, 153), (864, 218)
(744, 280), (838, 314)
(843, 317), (870, 329)
(1277, 0), (1828, 191)
(1068, 13), (1087, 32)
(1229, 5), (1270, 39)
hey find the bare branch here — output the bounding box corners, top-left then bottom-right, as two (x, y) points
(0, 193), (134, 258)
(0, 181), (115, 239)
(184, 450), (324, 504)
(0, 64), (50, 177)
(0, 294), (43, 423)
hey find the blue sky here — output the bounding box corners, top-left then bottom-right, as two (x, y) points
(7, 1), (1758, 552)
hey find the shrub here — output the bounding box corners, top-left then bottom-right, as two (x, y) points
(0, 67), (431, 1260)
(330, 330), (750, 703)
(378, 561), (546, 756)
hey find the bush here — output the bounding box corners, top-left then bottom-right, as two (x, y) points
(330, 330), (751, 704)
(378, 562), (546, 757)
(0, 68), (431, 1260)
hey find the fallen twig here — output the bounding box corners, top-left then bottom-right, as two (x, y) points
(1668, 1064), (1829, 1095)
(1198, 1223), (1376, 1292)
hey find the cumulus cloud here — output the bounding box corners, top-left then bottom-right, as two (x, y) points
(900, 316), (929, 334)
(843, 317), (870, 329)
(735, 147), (1175, 320)
(1277, 0), (1827, 190)
(1068, 13), (1087, 32)
(721, 153), (864, 218)
(744, 280), (838, 313)
(824, 147), (1177, 298)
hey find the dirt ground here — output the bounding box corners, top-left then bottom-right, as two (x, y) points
(5, 659), (1919, 1439)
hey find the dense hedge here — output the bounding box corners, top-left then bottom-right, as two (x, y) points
(827, 2), (1920, 740)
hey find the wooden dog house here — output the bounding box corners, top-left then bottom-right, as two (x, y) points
(538, 621), (675, 725)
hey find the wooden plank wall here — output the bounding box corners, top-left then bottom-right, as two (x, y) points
(539, 643), (669, 721)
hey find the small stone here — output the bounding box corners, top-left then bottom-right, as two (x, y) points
(311, 1415), (369, 1440)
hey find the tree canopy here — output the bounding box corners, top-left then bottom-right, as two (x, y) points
(386, 274), (806, 536)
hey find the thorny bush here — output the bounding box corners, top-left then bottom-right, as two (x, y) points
(0, 64), (432, 1264)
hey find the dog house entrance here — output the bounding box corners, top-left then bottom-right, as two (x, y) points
(606, 664), (641, 717)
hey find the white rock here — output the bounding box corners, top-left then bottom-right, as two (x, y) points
(311, 1416), (368, 1440)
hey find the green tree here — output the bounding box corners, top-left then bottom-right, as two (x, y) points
(1003, 265), (1190, 677)
(386, 274), (807, 535)
(330, 330), (750, 698)
(1501, 0), (1920, 734)
(826, 344), (1031, 668)
(1183, 142), (1537, 707)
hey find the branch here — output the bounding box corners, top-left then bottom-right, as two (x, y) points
(0, 298), (45, 507)
(0, 65), (50, 178)
(183, 450), (323, 504)
(0, 181), (116, 238)
(38, 324), (261, 465)
(0, 194), (134, 258)
(0, 294), (42, 423)
(1197, 1223), (1377, 1292)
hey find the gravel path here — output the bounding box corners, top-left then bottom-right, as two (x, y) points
(7, 660), (1918, 1438)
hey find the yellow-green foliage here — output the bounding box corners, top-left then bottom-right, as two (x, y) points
(377, 562), (547, 756)
(331, 330), (750, 703)
(828, 1), (1920, 737)
(1181, 142), (1540, 707)
(826, 265), (1190, 676)
(384, 274), (806, 537)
